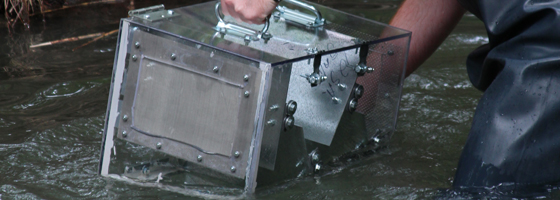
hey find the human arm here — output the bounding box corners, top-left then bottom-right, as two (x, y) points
(389, 0), (466, 77)
(220, 0), (279, 24)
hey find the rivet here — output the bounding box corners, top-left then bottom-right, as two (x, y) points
(332, 97), (341, 104)
(170, 53), (176, 60)
(132, 55), (137, 61)
(244, 91), (250, 97)
(234, 151), (241, 158)
(134, 42), (140, 49)
(243, 75), (249, 82)
(122, 115), (128, 122)
(213, 66), (219, 73)
(156, 142), (162, 149)
(197, 155), (202, 162)
(122, 131), (127, 138)
(230, 166), (236, 173)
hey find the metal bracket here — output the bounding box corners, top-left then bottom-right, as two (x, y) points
(128, 4), (178, 22)
(304, 51), (327, 87)
(354, 43), (374, 76)
(273, 0), (325, 28)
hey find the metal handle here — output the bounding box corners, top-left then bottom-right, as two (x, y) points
(214, 2), (271, 42)
(282, 0), (323, 26)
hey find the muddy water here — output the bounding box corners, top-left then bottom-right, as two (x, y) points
(0, 0), (557, 199)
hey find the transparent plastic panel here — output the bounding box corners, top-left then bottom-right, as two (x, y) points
(128, 1), (410, 64)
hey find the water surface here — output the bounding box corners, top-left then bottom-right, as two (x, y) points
(0, 0), (557, 199)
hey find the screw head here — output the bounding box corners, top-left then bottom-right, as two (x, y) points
(243, 75), (249, 82)
(244, 91), (250, 97)
(230, 166), (236, 173)
(122, 115), (128, 122)
(337, 83), (347, 90)
(170, 53), (176, 60)
(156, 142), (162, 149)
(122, 131), (127, 137)
(267, 119), (276, 126)
(284, 116), (294, 130)
(197, 155), (202, 162)
(132, 55), (137, 61)
(134, 42), (140, 49)
(332, 97), (341, 104)
(234, 151), (241, 158)
(354, 85), (364, 99)
(269, 104), (279, 111)
(287, 101), (297, 115)
(213, 66), (219, 73)
(348, 99), (358, 112)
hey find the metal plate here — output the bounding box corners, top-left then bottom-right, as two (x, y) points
(287, 48), (359, 146)
(258, 64), (292, 170)
(117, 26), (264, 179)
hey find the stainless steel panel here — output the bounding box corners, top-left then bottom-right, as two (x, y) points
(116, 25), (264, 179)
(133, 57), (243, 156)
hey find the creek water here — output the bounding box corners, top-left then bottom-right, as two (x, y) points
(0, 0), (558, 199)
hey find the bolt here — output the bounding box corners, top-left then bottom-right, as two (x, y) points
(321, 76), (327, 82)
(134, 42), (140, 49)
(170, 53), (176, 60)
(197, 155), (202, 162)
(267, 119), (276, 126)
(269, 104), (279, 111)
(122, 115), (128, 122)
(168, 10), (174, 15)
(366, 67), (374, 73)
(213, 66), (219, 73)
(122, 131), (127, 138)
(244, 91), (250, 97)
(311, 153), (320, 162)
(332, 97), (341, 104)
(243, 75), (249, 82)
(354, 85), (364, 99)
(388, 50), (394, 56)
(287, 101), (297, 115)
(234, 151), (241, 158)
(337, 83), (347, 90)
(314, 163), (321, 172)
(284, 116), (294, 130)
(348, 99), (358, 112)
(230, 166), (236, 173)
(132, 55), (137, 61)
(156, 142), (162, 149)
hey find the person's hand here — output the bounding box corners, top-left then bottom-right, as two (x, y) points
(221, 0), (279, 24)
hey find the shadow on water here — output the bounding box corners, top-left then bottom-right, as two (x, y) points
(1, 0), (559, 199)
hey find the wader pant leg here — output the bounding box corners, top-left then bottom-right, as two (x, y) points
(452, 2), (560, 188)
